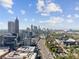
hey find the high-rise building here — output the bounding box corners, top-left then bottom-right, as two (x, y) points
(8, 17), (19, 34)
(8, 21), (15, 33)
(15, 17), (19, 34)
(31, 25), (34, 31)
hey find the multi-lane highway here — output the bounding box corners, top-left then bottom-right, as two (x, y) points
(37, 39), (54, 59)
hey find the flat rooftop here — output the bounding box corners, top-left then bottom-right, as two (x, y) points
(17, 46), (36, 52)
(3, 51), (37, 59)
(0, 47), (9, 57)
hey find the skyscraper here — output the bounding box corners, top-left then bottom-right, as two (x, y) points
(15, 17), (19, 34)
(31, 25), (34, 31)
(8, 21), (15, 33)
(8, 17), (19, 34)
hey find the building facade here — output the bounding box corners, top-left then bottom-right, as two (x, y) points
(8, 17), (19, 34)
(8, 21), (15, 33)
(15, 17), (19, 34)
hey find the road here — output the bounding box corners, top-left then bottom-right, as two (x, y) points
(37, 39), (54, 59)
(55, 39), (68, 54)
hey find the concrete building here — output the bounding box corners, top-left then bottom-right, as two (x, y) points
(3, 33), (17, 50)
(8, 17), (19, 34)
(17, 46), (36, 52)
(8, 21), (15, 33)
(23, 29), (33, 46)
(31, 25), (34, 32)
(0, 47), (9, 59)
(3, 51), (37, 59)
(15, 17), (19, 34)
(0, 35), (4, 46)
(23, 37), (31, 46)
(3, 46), (37, 59)
(31, 25), (38, 36)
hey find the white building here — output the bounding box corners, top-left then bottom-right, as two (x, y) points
(3, 46), (37, 59)
(66, 38), (75, 42)
(3, 51), (37, 59)
(17, 46), (36, 52)
(0, 47), (9, 59)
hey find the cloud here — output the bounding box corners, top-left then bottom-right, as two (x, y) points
(75, 6), (79, 11)
(66, 14), (74, 23)
(74, 14), (79, 18)
(39, 17), (64, 25)
(67, 19), (74, 23)
(48, 17), (64, 24)
(36, 0), (62, 16)
(0, 0), (14, 14)
(20, 10), (26, 15)
(67, 14), (72, 18)
(28, 4), (32, 7)
(0, 0), (13, 9)
(41, 13), (49, 16)
(24, 18), (28, 21)
(0, 22), (7, 29)
(67, 14), (79, 19)
(39, 16), (65, 29)
(8, 9), (14, 14)
(31, 18), (35, 22)
(47, 3), (62, 13)
(37, 0), (45, 12)
(0, 22), (3, 25)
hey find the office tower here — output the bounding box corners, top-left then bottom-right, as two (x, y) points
(34, 26), (37, 32)
(8, 21), (15, 33)
(15, 17), (19, 34)
(31, 25), (34, 31)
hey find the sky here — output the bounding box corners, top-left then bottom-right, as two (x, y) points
(0, 0), (79, 30)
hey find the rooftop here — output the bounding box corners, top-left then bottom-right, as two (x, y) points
(0, 47), (9, 57)
(4, 51), (37, 59)
(3, 46), (37, 59)
(17, 46), (36, 52)
(66, 38), (75, 42)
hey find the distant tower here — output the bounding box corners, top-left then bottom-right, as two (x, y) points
(31, 25), (34, 31)
(8, 21), (15, 33)
(15, 17), (19, 34)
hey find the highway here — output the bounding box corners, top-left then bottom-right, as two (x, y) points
(37, 39), (54, 59)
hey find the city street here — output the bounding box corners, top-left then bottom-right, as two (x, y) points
(37, 39), (54, 59)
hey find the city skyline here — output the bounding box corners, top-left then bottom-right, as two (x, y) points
(0, 0), (79, 30)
